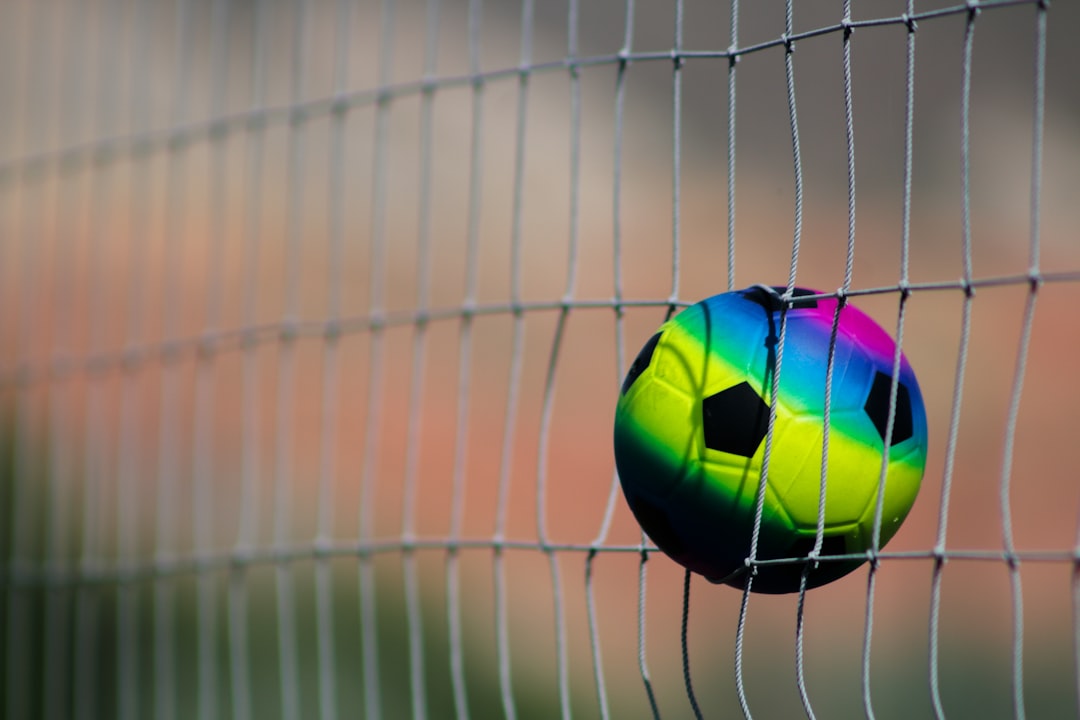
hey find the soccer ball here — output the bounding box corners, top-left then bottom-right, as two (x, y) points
(613, 286), (928, 593)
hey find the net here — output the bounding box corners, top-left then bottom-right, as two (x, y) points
(2, 0), (1079, 718)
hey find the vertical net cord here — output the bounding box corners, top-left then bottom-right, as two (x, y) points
(845, 4), (883, 720)
(681, 569), (704, 720)
(1076, 505), (1080, 720)
(637, 551), (662, 720)
(929, 7), (978, 720)
(781, 0), (805, 298)
(191, 3), (230, 716)
(39, 5), (72, 716)
(2, 7), (34, 718)
(27, 4), (81, 719)
(492, 3), (535, 719)
(866, 282), (912, 719)
(734, 303), (791, 719)
(401, 3), (443, 719)
(997, 5), (1049, 719)
(860, 32), (911, 707)
(359, 2), (396, 717)
(797, 295), (847, 718)
(2, 7), (38, 718)
(670, 7), (702, 718)
(608, 3), (661, 717)
(863, 65), (913, 711)
(446, 2), (485, 717)
(114, 0), (153, 716)
(887, 7), (918, 569)
(926, 304), (973, 720)
(535, 296), (573, 720)
(228, 4), (269, 719)
(587, 4), (632, 633)
(669, 0), (683, 309)
(736, 1), (803, 715)
(998, 270), (1035, 720)
(1026, 4), (1046, 282)
(796, 2), (857, 715)
(794, 302), (846, 720)
(840, 4), (856, 298)
(895, 6), (926, 718)
(313, 2), (355, 719)
(558, 3), (609, 715)
(726, 0), (739, 292)
(880, 27), (916, 513)
(271, 5), (312, 718)
(42, 4), (81, 718)
(1023, 9), (1056, 718)
(153, 3), (194, 717)
(531, 1), (581, 717)
(584, 547), (610, 720)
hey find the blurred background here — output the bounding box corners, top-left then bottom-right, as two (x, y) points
(2, 0), (1079, 717)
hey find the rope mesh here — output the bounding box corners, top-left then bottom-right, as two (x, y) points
(0, 1), (1075, 718)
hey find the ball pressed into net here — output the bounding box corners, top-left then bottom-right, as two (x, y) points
(613, 286), (928, 593)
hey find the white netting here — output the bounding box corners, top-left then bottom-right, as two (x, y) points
(2, 0), (1079, 718)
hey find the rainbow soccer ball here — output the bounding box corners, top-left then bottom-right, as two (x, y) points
(613, 286), (928, 593)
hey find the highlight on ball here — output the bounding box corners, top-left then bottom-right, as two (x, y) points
(613, 285), (928, 594)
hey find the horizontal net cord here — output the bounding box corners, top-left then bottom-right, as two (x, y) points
(0, 0), (1043, 186)
(6, 541), (1078, 588)
(2, 271), (1076, 389)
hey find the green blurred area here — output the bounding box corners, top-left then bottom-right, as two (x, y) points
(1, 419), (1076, 719)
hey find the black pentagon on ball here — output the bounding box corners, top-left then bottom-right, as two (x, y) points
(863, 371), (914, 445)
(702, 382), (770, 457)
(621, 332), (663, 395)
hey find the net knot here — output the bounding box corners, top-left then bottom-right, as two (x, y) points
(289, 106), (309, 127)
(159, 339), (183, 365)
(198, 331), (220, 358)
(46, 354), (70, 380)
(230, 546), (255, 569)
(312, 537), (334, 557)
(278, 316), (299, 342)
(208, 118), (229, 140)
(931, 546), (947, 568)
(368, 311), (387, 331)
(330, 93), (349, 115)
(323, 318), (342, 341)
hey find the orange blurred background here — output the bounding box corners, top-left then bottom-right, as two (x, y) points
(2, 0), (1080, 717)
